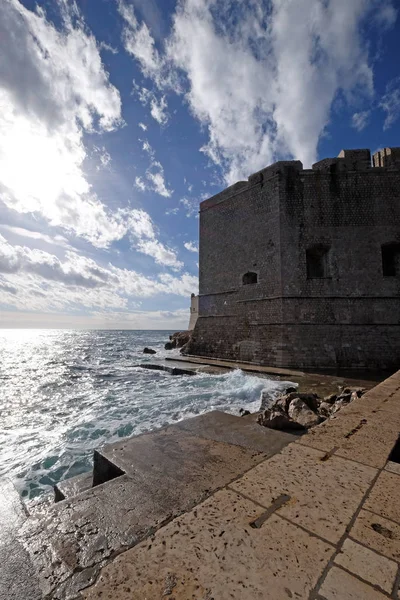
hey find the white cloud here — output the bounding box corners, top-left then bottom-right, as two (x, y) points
(118, 1), (179, 90)
(93, 145), (112, 170)
(146, 163), (173, 197)
(125, 209), (181, 268)
(135, 176), (147, 191)
(136, 238), (183, 270)
(120, 0), (396, 183)
(0, 0), (132, 248)
(184, 241), (198, 253)
(138, 122), (147, 130)
(373, 0), (398, 29)
(0, 225), (69, 248)
(180, 197), (199, 218)
(380, 77), (400, 130)
(118, 0), (166, 86)
(0, 2), (179, 271)
(137, 140), (173, 197)
(100, 42), (118, 55)
(133, 82), (169, 125)
(165, 207), (179, 215)
(150, 94), (169, 125)
(0, 235), (197, 315)
(142, 139), (155, 157)
(351, 110), (370, 132)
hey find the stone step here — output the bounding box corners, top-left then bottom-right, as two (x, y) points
(23, 411), (298, 599)
(54, 471), (94, 502)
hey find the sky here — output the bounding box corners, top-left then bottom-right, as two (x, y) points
(0, 0), (399, 329)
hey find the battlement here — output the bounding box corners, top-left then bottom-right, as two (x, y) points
(372, 147), (400, 169)
(201, 147), (400, 211)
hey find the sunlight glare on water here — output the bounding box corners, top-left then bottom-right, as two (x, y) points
(0, 329), (295, 500)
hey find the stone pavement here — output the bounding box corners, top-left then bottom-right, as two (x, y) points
(0, 481), (42, 600)
(83, 370), (400, 600)
(17, 412), (298, 599)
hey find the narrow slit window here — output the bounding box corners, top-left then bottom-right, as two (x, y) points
(306, 246), (330, 279)
(243, 272), (258, 285)
(382, 244), (400, 277)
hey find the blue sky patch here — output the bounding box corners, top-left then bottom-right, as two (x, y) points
(0, 0), (399, 328)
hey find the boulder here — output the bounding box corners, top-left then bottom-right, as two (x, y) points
(331, 397), (351, 414)
(285, 386), (297, 394)
(339, 386), (366, 398)
(260, 390), (278, 411)
(319, 401), (333, 418)
(164, 342), (174, 350)
(257, 408), (304, 430)
(336, 392), (352, 404)
(324, 393), (337, 404)
(143, 347), (156, 354)
(350, 391), (359, 403)
(278, 392), (320, 412)
(239, 408), (251, 417)
(288, 398), (322, 428)
(297, 393), (321, 412)
(260, 388), (299, 412)
(170, 331), (192, 348)
(257, 382), (363, 432)
(272, 395), (292, 412)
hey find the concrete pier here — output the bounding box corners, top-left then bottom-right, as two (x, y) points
(1, 370), (399, 599)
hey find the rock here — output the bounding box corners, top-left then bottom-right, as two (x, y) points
(331, 397), (351, 414)
(170, 331), (192, 348)
(319, 401), (333, 418)
(164, 342), (174, 350)
(350, 391), (359, 403)
(257, 408), (304, 430)
(324, 393), (337, 404)
(339, 386), (366, 397)
(285, 387), (297, 394)
(239, 408), (251, 417)
(271, 395), (292, 412)
(143, 347), (156, 354)
(288, 398), (322, 428)
(260, 390), (277, 411)
(297, 393), (321, 412)
(337, 392), (352, 404)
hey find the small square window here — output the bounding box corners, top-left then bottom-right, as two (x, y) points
(382, 244), (400, 277)
(306, 246), (330, 279)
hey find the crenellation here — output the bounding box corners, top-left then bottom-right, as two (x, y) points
(372, 146), (400, 169)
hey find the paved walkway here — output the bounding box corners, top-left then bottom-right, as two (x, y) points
(83, 370), (400, 600)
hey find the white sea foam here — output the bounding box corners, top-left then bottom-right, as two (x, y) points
(0, 329), (296, 499)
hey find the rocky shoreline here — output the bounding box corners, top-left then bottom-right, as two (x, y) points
(164, 330), (191, 351)
(256, 386), (366, 430)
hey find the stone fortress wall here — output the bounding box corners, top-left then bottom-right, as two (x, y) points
(186, 148), (400, 370)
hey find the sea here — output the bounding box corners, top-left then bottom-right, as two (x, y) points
(0, 329), (295, 501)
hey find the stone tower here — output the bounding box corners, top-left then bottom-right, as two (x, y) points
(186, 148), (400, 371)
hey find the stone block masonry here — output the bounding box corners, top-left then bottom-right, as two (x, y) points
(186, 147), (400, 370)
(84, 370), (400, 600)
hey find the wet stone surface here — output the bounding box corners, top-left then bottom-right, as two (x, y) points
(21, 412), (295, 599)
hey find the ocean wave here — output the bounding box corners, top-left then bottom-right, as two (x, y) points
(0, 329), (295, 499)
